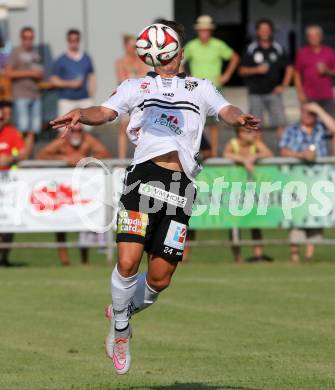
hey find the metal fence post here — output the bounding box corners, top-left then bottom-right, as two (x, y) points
(105, 166), (115, 264)
(232, 227), (240, 247)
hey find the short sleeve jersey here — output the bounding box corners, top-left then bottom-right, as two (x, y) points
(295, 45), (335, 100)
(184, 38), (234, 86)
(52, 53), (94, 100)
(0, 125), (25, 170)
(7, 47), (43, 99)
(241, 41), (289, 94)
(102, 72), (231, 180)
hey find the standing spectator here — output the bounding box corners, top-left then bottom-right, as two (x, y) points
(116, 34), (148, 158)
(5, 26), (43, 156)
(0, 104), (28, 267)
(279, 102), (335, 263)
(0, 30), (12, 102)
(239, 19), (293, 138)
(224, 126), (273, 262)
(37, 123), (111, 266)
(184, 15), (240, 156)
(50, 29), (95, 119)
(295, 25), (335, 115)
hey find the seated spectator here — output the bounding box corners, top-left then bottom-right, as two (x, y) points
(37, 123), (111, 265)
(279, 102), (335, 262)
(223, 126), (273, 263)
(0, 104), (28, 267)
(37, 123), (111, 165)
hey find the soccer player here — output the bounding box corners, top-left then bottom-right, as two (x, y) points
(50, 20), (259, 375)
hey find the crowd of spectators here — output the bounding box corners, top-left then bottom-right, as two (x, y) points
(1, 16), (335, 266)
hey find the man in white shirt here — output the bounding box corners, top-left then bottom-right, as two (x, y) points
(51, 20), (259, 375)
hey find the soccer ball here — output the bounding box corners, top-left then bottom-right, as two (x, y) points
(136, 23), (180, 67)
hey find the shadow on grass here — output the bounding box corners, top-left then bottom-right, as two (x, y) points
(126, 383), (260, 390)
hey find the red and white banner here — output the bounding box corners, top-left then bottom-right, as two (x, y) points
(0, 168), (106, 232)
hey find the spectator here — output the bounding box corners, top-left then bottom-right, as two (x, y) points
(223, 126), (273, 262)
(2, 100), (13, 124)
(37, 123), (111, 265)
(6, 26), (43, 156)
(50, 29), (95, 120)
(0, 104), (28, 267)
(239, 19), (293, 139)
(184, 15), (240, 156)
(294, 25), (335, 115)
(0, 31), (11, 102)
(279, 102), (335, 262)
(116, 34), (148, 158)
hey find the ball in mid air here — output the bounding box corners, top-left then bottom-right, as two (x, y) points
(136, 23), (180, 67)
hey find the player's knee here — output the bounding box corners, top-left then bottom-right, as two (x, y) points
(117, 258), (138, 277)
(147, 275), (171, 292)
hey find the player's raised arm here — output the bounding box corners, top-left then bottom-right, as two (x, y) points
(219, 105), (260, 131)
(203, 79), (260, 131)
(50, 106), (117, 133)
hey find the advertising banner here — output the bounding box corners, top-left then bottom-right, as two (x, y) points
(0, 168), (106, 232)
(189, 164), (335, 229)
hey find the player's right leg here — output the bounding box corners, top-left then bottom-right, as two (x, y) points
(105, 241), (144, 375)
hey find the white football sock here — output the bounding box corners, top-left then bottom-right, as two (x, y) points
(111, 266), (138, 330)
(129, 272), (159, 317)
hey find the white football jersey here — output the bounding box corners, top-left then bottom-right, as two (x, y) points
(102, 72), (231, 180)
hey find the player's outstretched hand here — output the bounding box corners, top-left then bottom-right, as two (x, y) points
(50, 109), (81, 137)
(238, 114), (260, 131)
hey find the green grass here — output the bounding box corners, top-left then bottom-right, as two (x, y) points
(1, 232), (335, 390)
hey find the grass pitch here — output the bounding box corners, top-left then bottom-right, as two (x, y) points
(1, 231), (335, 390)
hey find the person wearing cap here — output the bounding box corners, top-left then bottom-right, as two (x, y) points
(184, 15), (240, 156)
(279, 102), (335, 263)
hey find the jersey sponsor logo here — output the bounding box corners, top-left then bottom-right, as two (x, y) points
(140, 81), (150, 93)
(185, 80), (198, 92)
(138, 183), (187, 208)
(164, 220), (187, 250)
(253, 51), (264, 63)
(163, 92), (174, 97)
(153, 113), (183, 135)
(117, 209), (148, 236)
(269, 52), (278, 62)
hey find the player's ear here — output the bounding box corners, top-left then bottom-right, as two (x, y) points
(180, 48), (184, 60)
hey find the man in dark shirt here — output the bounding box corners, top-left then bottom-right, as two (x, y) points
(239, 19), (293, 138)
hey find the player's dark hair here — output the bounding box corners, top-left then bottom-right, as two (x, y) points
(155, 19), (185, 46)
(255, 19), (274, 32)
(20, 26), (34, 36)
(67, 29), (81, 39)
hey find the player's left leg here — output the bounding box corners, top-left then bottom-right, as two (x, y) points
(128, 255), (178, 317)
